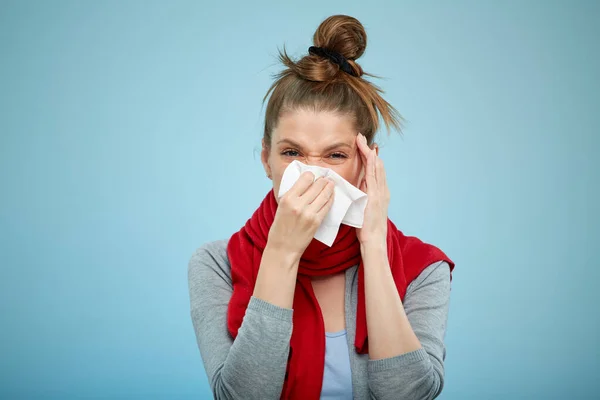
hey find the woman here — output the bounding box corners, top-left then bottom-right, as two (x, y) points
(188, 15), (455, 400)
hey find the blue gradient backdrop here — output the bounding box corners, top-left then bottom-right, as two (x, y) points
(1, 1), (598, 399)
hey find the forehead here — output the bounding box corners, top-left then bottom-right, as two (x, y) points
(273, 109), (356, 146)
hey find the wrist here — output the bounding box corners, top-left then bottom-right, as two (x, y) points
(264, 242), (302, 268)
(360, 241), (388, 260)
(254, 243), (300, 309)
(359, 236), (387, 252)
(360, 240), (390, 273)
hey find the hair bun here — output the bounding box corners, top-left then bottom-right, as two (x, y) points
(264, 14), (402, 149)
(312, 15), (367, 61)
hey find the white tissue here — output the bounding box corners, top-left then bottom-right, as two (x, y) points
(277, 160), (367, 246)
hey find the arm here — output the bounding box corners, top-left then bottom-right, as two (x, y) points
(366, 261), (452, 400)
(252, 244), (301, 309)
(188, 175), (335, 398)
(363, 243), (422, 359)
(188, 242), (293, 400)
(354, 132), (452, 399)
(253, 172), (335, 309)
(355, 132), (426, 359)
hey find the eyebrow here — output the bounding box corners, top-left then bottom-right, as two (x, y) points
(276, 138), (353, 152)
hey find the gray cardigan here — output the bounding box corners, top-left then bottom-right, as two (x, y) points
(188, 239), (452, 400)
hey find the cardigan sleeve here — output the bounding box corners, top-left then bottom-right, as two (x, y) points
(188, 240), (292, 400)
(367, 261), (452, 400)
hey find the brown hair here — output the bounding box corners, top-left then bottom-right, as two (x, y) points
(262, 15), (402, 148)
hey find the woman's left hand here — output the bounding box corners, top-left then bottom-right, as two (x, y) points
(355, 133), (389, 247)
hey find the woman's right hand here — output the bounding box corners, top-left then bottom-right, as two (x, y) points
(267, 172), (335, 258)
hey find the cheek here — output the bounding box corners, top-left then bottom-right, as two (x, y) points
(269, 157), (289, 200)
(333, 159), (363, 187)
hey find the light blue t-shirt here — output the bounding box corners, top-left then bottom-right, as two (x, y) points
(321, 330), (354, 400)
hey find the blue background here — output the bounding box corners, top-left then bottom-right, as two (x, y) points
(1, 1), (598, 399)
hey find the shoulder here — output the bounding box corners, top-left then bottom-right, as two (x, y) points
(406, 261), (452, 295)
(189, 239), (230, 266)
(188, 239), (232, 287)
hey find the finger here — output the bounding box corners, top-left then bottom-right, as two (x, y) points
(315, 183), (336, 220)
(287, 171), (315, 197)
(299, 176), (329, 205)
(355, 133), (371, 163)
(356, 135), (374, 188)
(376, 156), (386, 189)
(377, 158), (390, 203)
(364, 146), (377, 192)
(308, 179), (335, 214)
(356, 134), (376, 184)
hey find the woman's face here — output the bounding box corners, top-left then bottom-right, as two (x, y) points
(261, 109), (376, 200)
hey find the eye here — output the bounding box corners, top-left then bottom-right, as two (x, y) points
(282, 149), (301, 157)
(329, 152), (348, 159)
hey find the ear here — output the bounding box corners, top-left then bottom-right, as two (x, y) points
(261, 139), (272, 180)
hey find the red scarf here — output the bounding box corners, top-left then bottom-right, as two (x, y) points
(227, 190), (454, 399)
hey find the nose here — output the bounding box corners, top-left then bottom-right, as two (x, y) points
(304, 155), (326, 167)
